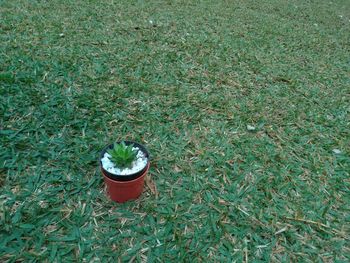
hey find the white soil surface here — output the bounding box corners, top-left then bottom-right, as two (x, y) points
(101, 147), (148, 175)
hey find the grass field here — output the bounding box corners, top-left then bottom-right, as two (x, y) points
(1, 0), (349, 261)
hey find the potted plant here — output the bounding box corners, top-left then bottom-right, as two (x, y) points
(99, 141), (150, 203)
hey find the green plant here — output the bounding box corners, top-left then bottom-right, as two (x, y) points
(107, 142), (138, 168)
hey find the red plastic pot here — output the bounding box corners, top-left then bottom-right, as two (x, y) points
(100, 141), (150, 203)
(101, 163), (150, 203)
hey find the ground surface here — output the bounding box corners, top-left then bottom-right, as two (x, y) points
(1, 0), (349, 261)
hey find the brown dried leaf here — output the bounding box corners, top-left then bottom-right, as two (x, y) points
(145, 175), (158, 197)
(218, 198), (229, 205)
(174, 165), (182, 173)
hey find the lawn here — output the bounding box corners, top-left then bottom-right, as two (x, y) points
(1, 0), (349, 261)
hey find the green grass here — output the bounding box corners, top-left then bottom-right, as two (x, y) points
(1, 0), (349, 261)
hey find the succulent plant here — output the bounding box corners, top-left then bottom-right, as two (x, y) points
(107, 142), (138, 169)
